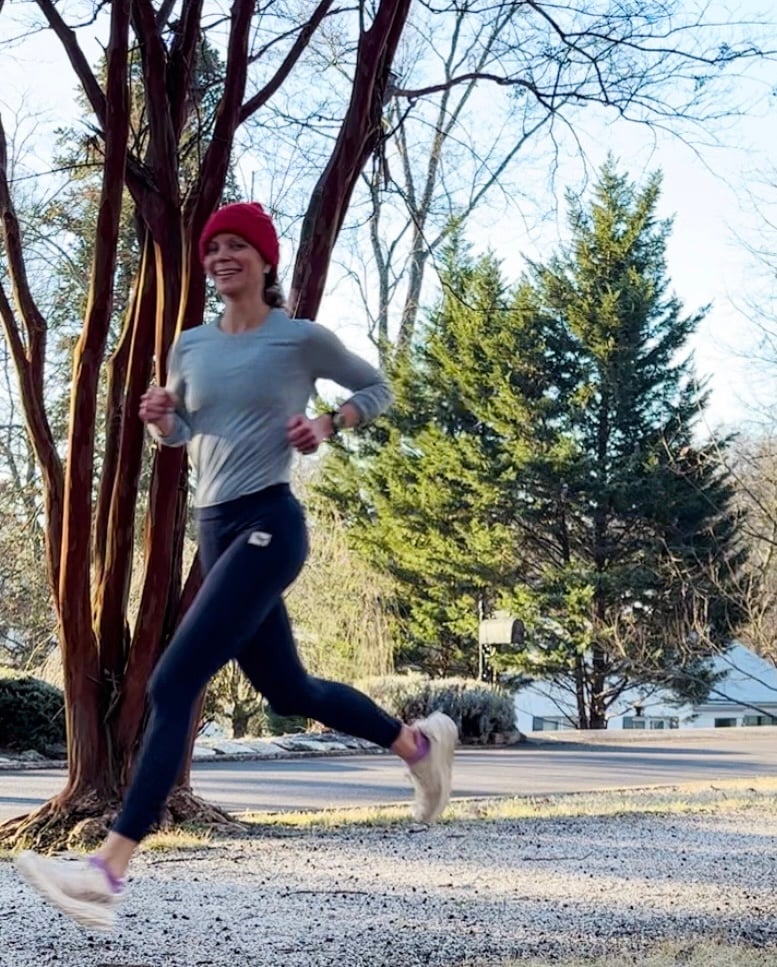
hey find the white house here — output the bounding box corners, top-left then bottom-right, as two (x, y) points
(513, 644), (777, 733)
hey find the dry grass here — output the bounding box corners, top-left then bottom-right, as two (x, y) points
(141, 826), (213, 852)
(237, 776), (777, 831)
(506, 939), (774, 966)
(3, 778), (774, 852)
(0, 830), (211, 858)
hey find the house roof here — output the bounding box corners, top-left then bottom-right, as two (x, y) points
(697, 644), (777, 708)
(513, 644), (777, 723)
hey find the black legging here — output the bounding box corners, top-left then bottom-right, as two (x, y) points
(113, 484), (402, 842)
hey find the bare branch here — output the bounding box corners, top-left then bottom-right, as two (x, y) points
(58, 0), (131, 639)
(132, 0), (178, 199)
(0, 285), (28, 395)
(155, 0), (178, 31)
(293, 0), (413, 320)
(239, 0), (337, 123)
(0, 112), (65, 605)
(247, 4), (354, 66)
(394, 70), (539, 102)
(187, 0), (255, 273)
(34, 0), (107, 129)
(168, 0), (205, 139)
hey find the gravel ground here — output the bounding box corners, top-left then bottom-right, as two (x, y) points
(1, 807), (776, 967)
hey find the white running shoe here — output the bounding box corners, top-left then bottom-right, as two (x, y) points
(15, 851), (122, 931)
(408, 711), (458, 823)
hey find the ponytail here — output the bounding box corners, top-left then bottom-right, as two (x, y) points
(264, 266), (286, 309)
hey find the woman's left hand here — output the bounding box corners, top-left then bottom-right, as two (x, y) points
(286, 414), (329, 455)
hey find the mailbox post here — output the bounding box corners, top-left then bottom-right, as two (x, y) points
(477, 613), (525, 683)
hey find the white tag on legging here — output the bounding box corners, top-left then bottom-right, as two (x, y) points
(248, 531), (272, 547)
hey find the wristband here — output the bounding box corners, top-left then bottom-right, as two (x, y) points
(327, 410), (346, 436)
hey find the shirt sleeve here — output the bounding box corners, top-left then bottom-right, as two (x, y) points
(306, 322), (393, 424)
(147, 338), (193, 448)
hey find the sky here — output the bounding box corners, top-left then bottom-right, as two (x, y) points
(491, 105), (777, 434)
(1, 3), (776, 434)
(400, 21), (777, 433)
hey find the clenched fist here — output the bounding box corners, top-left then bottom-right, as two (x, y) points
(287, 414), (330, 455)
(139, 386), (179, 430)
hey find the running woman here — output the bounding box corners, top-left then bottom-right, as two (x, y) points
(16, 202), (458, 931)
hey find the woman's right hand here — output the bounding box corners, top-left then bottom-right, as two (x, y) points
(139, 386), (178, 428)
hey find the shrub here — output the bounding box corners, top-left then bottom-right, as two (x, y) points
(358, 673), (517, 743)
(0, 676), (66, 753)
(264, 706), (308, 736)
(201, 663), (309, 738)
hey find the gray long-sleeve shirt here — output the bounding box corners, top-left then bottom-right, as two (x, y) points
(151, 309), (392, 507)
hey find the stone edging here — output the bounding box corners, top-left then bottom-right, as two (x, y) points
(0, 729), (523, 771)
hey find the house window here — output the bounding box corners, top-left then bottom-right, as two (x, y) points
(532, 716), (574, 731)
(714, 717), (737, 728)
(741, 714), (777, 727)
(623, 716), (679, 730)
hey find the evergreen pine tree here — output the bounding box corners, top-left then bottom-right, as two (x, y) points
(323, 160), (747, 724)
(506, 160), (746, 726)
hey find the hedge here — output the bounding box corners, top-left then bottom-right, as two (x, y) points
(358, 673), (517, 743)
(0, 675), (66, 754)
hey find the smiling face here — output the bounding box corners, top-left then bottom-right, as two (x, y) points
(203, 232), (267, 300)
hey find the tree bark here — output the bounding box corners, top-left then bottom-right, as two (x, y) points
(293, 0), (413, 320)
(57, 0), (131, 800)
(95, 231), (157, 681)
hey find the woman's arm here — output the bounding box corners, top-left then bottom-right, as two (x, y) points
(142, 340), (192, 447)
(286, 323), (393, 455)
(307, 322), (393, 426)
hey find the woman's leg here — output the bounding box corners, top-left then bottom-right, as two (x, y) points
(237, 601), (404, 748)
(237, 602), (458, 820)
(103, 504), (307, 866)
(14, 495), (308, 930)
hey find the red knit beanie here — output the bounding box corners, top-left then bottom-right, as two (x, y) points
(198, 202), (280, 270)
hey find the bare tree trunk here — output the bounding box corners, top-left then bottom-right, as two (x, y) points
(57, 0), (132, 801)
(589, 648), (608, 730)
(175, 553), (204, 790)
(95, 231), (156, 684)
(293, 0), (413, 320)
(366, 4), (549, 360)
(573, 655), (589, 729)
